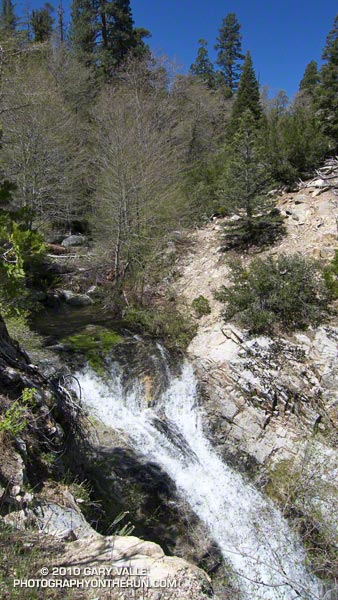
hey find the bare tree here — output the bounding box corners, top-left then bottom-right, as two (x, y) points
(92, 58), (182, 293)
(0, 47), (90, 231)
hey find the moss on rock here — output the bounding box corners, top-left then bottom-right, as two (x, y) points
(63, 326), (123, 374)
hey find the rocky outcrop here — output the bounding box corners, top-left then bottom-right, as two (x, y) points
(172, 185), (338, 518)
(53, 533), (213, 600)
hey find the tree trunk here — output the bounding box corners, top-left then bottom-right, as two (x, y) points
(0, 314), (29, 371)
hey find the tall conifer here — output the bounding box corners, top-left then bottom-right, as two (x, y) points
(0, 0), (16, 35)
(190, 39), (215, 88)
(31, 3), (54, 42)
(215, 13), (244, 95)
(231, 51), (262, 125)
(299, 60), (319, 94)
(316, 14), (338, 147)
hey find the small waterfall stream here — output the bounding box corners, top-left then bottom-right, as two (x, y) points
(75, 355), (323, 600)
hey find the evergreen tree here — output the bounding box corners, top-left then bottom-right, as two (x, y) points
(217, 110), (280, 247)
(220, 110), (271, 220)
(231, 51), (262, 125)
(104, 0), (134, 66)
(316, 14), (338, 148)
(215, 13), (244, 94)
(0, 0), (16, 35)
(299, 60), (319, 93)
(190, 39), (215, 88)
(71, 0), (149, 74)
(70, 0), (97, 62)
(31, 3), (54, 42)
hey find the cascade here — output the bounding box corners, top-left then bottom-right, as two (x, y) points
(75, 353), (323, 600)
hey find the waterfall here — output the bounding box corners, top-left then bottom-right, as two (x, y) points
(75, 356), (323, 600)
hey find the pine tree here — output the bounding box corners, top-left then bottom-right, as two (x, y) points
(220, 110), (271, 219)
(0, 0), (16, 35)
(70, 0), (97, 62)
(231, 51), (262, 125)
(316, 14), (338, 148)
(31, 3), (54, 42)
(70, 0), (149, 74)
(217, 110), (280, 247)
(190, 39), (215, 88)
(101, 0), (136, 72)
(215, 13), (244, 95)
(299, 60), (319, 93)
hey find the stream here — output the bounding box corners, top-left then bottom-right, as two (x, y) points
(74, 349), (323, 600)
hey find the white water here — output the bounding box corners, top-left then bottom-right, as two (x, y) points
(76, 359), (323, 600)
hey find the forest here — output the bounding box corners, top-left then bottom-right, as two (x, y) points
(0, 1), (337, 325)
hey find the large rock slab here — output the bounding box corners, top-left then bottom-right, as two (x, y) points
(53, 534), (214, 600)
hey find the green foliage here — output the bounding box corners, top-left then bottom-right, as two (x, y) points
(217, 110), (272, 221)
(0, 387), (36, 437)
(6, 315), (45, 358)
(124, 306), (197, 350)
(216, 253), (329, 334)
(108, 511), (135, 536)
(324, 249), (338, 299)
(31, 3), (54, 42)
(191, 295), (211, 318)
(316, 14), (338, 148)
(0, 524), (65, 600)
(190, 39), (215, 88)
(266, 448), (338, 583)
(230, 51), (262, 125)
(299, 60), (319, 94)
(70, 0), (149, 75)
(264, 104), (330, 184)
(0, 0), (16, 35)
(22, 387), (37, 406)
(0, 401), (27, 436)
(70, 0), (97, 63)
(215, 12), (244, 94)
(0, 207), (46, 315)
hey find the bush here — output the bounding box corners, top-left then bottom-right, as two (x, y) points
(222, 210), (286, 250)
(191, 295), (211, 318)
(124, 306), (197, 349)
(324, 249), (338, 299)
(215, 253), (329, 334)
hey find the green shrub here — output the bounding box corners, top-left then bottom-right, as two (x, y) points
(191, 295), (211, 318)
(0, 388), (37, 437)
(0, 402), (27, 436)
(215, 253), (329, 334)
(124, 306), (197, 349)
(324, 249), (338, 299)
(0, 208), (46, 316)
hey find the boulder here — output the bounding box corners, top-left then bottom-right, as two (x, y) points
(34, 502), (96, 540)
(61, 235), (86, 248)
(53, 534), (214, 600)
(61, 290), (93, 306)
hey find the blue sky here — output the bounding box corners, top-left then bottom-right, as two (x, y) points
(132, 0), (337, 99)
(20, 0), (337, 99)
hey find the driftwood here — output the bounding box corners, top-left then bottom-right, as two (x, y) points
(46, 243), (72, 256)
(298, 157), (338, 195)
